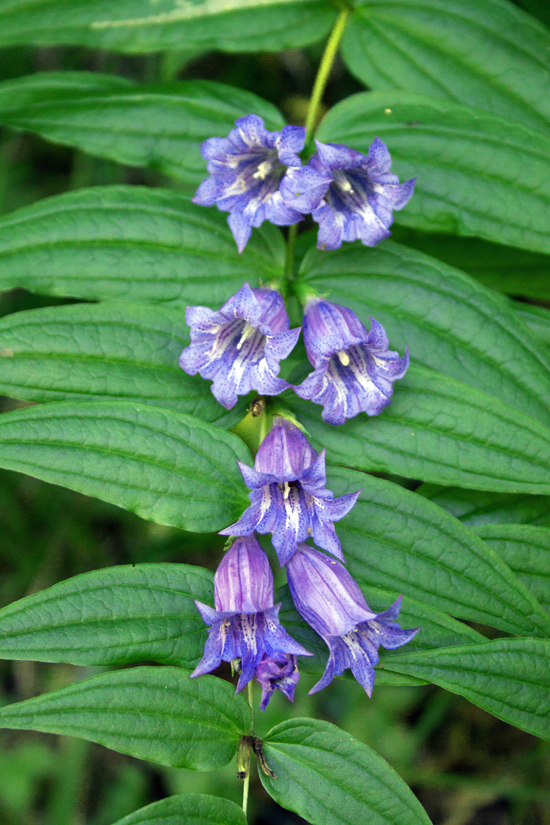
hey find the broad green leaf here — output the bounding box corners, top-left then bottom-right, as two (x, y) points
(285, 366), (550, 493)
(473, 524), (550, 613)
(0, 74), (285, 187)
(392, 228), (550, 302)
(298, 240), (550, 426)
(0, 564), (214, 669)
(0, 301), (245, 425)
(0, 0), (335, 54)
(0, 400), (250, 532)
(326, 466), (550, 637)
(316, 92), (550, 255)
(0, 186), (284, 305)
(416, 483), (550, 527)
(261, 718), (431, 825)
(383, 639), (550, 741)
(0, 667), (251, 769)
(342, 0), (550, 133)
(112, 794), (247, 825)
(513, 302), (550, 348)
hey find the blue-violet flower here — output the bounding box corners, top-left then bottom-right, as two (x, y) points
(255, 653), (300, 711)
(179, 283), (301, 409)
(287, 544), (419, 695)
(191, 535), (311, 702)
(280, 137), (415, 250)
(294, 296), (409, 425)
(220, 417), (360, 565)
(193, 113), (306, 252)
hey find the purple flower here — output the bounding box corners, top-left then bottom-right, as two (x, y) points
(220, 418), (360, 565)
(280, 137), (415, 250)
(191, 535), (311, 696)
(255, 653), (300, 711)
(179, 283), (301, 409)
(286, 544), (419, 696)
(193, 114), (306, 252)
(294, 297), (409, 425)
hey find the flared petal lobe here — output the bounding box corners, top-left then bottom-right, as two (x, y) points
(295, 297), (409, 424)
(179, 283), (301, 409)
(256, 653), (300, 710)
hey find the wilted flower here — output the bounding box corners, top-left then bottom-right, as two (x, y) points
(255, 653), (300, 711)
(286, 544), (419, 696)
(179, 283), (301, 409)
(294, 296), (409, 425)
(220, 417), (360, 565)
(191, 535), (310, 699)
(193, 113), (306, 252)
(280, 137), (415, 249)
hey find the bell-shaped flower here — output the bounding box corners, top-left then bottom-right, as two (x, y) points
(179, 283), (301, 409)
(280, 137), (415, 249)
(220, 418), (360, 565)
(193, 113), (306, 252)
(294, 296), (409, 425)
(255, 652), (300, 711)
(191, 535), (311, 697)
(286, 544), (419, 696)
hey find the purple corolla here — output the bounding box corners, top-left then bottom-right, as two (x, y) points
(220, 417), (360, 565)
(287, 544), (419, 696)
(255, 653), (300, 711)
(191, 535), (310, 703)
(280, 137), (415, 250)
(179, 283), (301, 409)
(294, 296), (409, 425)
(193, 113), (305, 252)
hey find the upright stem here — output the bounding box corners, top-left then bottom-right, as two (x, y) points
(304, 7), (350, 143)
(284, 223), (298, 283)
(242, 681), (255, 817)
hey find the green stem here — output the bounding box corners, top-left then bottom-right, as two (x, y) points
(304, 7), (350, 143)
(284, 223), (298, 284)
(242, 681), (255, 817)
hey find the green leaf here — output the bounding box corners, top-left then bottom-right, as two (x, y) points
(285, 365), (550, 493)
(316, 92), (550, 255)
(0, 186), (284, 305)
(0, 0), (335, 53)
(383, 639), (550, 741)
(111, 794), (247, 825)
(513, 302), (550, 349)
(298, 240), (550, 427)
(0, 301), (244, 425)
(0, 400), (250, 531)
(0, 74), (285, 187)
(0, 667), (250, 769)
(416, 483), (550, 527)
(0, 563), (215, 669)
(261, 718), (431, 825)
(472, 524), (550, 613)
(342, 0), (550, 133)
(327, 466), (550, 637)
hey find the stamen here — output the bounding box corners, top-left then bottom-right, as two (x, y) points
(253, 160), (273, 180)
(282, 481), (291, 500)
(236, 322), (257, 350)
(337, 349), (350, 366)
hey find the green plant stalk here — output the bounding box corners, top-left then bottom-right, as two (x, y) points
(242, 681), (255, 817)
(304, 7), (350, 143)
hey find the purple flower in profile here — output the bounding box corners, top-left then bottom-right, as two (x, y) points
(191, 535), (311, 700)
(220, 417), (360, 565)
(179, 283), (301, 409)
(294, 297), (409, 425)
(280, 137), (415, 250)
(193, 114), (306, 252)
(255, 653), (300, 711)
(287, 544), (419, 696)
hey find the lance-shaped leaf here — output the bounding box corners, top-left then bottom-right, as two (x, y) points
(0, 667), (251, 769)
(285, 366), (550, 494)
(112, 794), (247, 825)
(0, 186), (283, 306)
(0, 0), (335, 54)
(472, 524), (550, 613)
(0, 564), (215, 668)
(416, 483), (550, 527)
(383, 639), (550, 741)
(0, 301), (244, 425)
(326, 467), (550, 638)
(298, 240), (550, 427)
(0, 73), (285, 186)
(0, 400), (251, 532)
(342, 0), (550, 132)
(316, 92), (550, 255)
(513, 303), (550, 349)
(261, 718), (431, 825)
